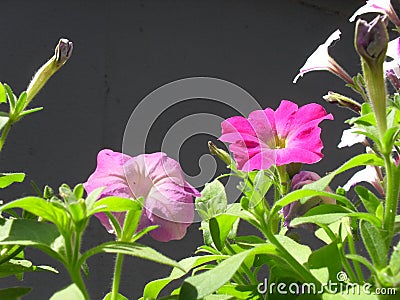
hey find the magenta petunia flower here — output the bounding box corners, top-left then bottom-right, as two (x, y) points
(84, 149), (200, 242)
(349, 0), (400, 27)
(293, 30), (354, 84)
(384, 37), (400, 89)
(219, 100), (333, 172)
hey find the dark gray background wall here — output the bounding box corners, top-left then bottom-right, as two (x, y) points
(0, 0), (366, 299)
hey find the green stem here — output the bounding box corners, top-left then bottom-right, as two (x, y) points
(111, 253), (124, 300)
(264, 217), (322, 290)
(383, 154), (399, 249)
(337, 242), (358, 283)
(68, 266), (89, 300)
(0, 121), (12, 152)
(347, 235), (364, 282)
(362, 62), (387, 139)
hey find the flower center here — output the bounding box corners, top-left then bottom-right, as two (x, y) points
(274, 135), (287, 149)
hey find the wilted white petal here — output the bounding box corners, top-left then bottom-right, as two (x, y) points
(293, 30), (353, 84)
(337, 128), (366, 148)
(350, 0), (400, 26)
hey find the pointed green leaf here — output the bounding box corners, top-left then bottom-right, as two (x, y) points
(360, 220), (387, 269)
(3, 84), (16, 110)
(0, 219), (62, 260)
(14, 92), (27, 115)
(90, 196), (140, 216)
(18, 107), (43, 118)
(79, 241), (181, 270)
(0, 259), (58, 279)
(209, 214), (238, 251)
(143, 255), (226, 299)
(179, 249), (251, 300)
(0, 173), (25, 189)
(0, 83), (6, 104)
(354, 186), (381, 214)
(0, 197), (68, 228)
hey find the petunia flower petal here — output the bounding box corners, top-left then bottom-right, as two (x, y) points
(293, 30), (353, 84)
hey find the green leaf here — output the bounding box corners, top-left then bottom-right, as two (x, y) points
(179, 244), (277, 300)
(3, 84), (16, 110)
(14, 92), (27, 115)
(247, 170), (272, 208)
(0, 259), (58, 279)
(0, 219), (62, 260)
(216, 285), (259, 300)
(0, 173), (25, 188)
(49, 284), (85, 300)
(360, 220), (387, 269)
(209, 214), (238, 251)
(18, 107), (43, 118)
(0, 287), (31, 300)
(390, 240), (400, 275)
(322, 289), (380, 299)
(142, 255), (226, 299)
(307, 242), (342, 283)
(0, 83), (6, 104)
(121, 199), (143, 242)
(272, 190), (354, 217)
(179, 249), (251, 300)
(272, 154), (383, 216)
(0, 197), (68, 228)
(73, 184), (85, 200)
(275, 235), (312, 265)
(0, 112), (9, 132)
(90, 196), (140, 216)
(103, 292), (128, 300)
(85, 187), (104, 212)
(195, 179), (227, 220)
(79, 241), (181, 270)
(354, 186), (381, 214)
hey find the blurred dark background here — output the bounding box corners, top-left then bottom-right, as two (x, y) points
(0, 0), (368, 299)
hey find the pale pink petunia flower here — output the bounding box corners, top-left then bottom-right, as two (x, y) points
(84, 149), (200, 242)
(219, 100), (333, 172)
(293, 30), (354, 84)
(349, 0), (400, 27)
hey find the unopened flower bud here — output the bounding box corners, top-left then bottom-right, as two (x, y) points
(355, 16), (389, 139)
(26, 38), (73, 104)
(208, 141), (232, 166)
(355, 16), (388, 65)
(323, 91), (362, 114)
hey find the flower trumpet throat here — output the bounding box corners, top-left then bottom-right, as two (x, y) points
(26, 38), (73, 104)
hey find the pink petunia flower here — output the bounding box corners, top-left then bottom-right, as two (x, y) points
(293, 30), (354, 84)
(349, 0), (400, 27)
(84, 149), (200, 242)
(219, 100), (333, 172)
